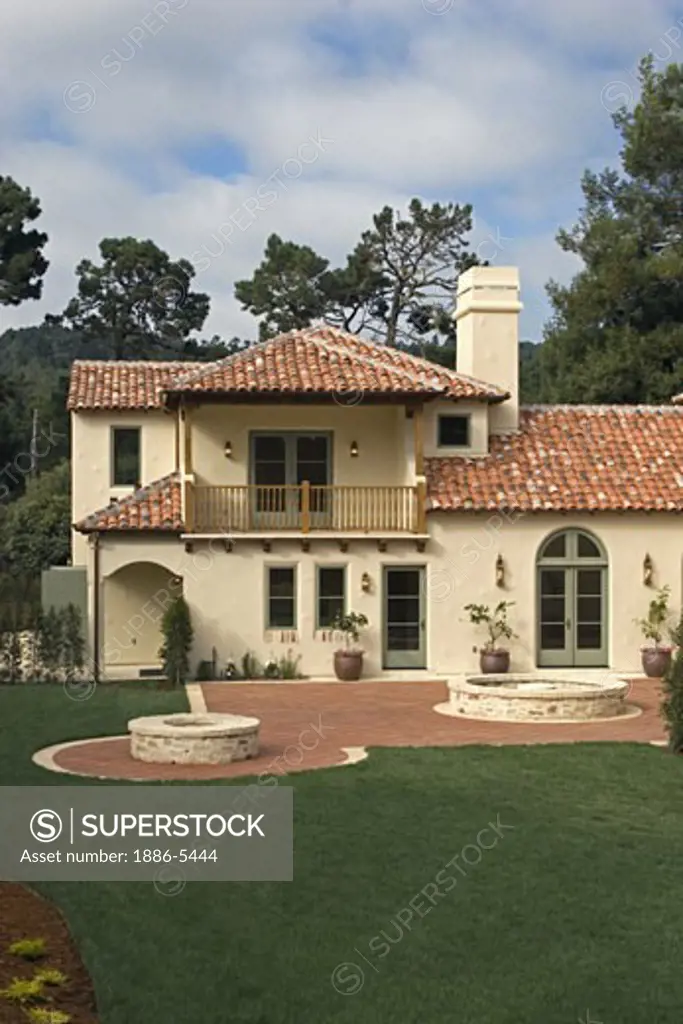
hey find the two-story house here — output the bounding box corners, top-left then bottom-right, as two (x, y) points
(68, 266), (683, 680)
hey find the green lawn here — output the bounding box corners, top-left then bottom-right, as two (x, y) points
(3, 685), (683, 1023)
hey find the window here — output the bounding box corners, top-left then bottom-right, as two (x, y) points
(437, 415), (470, 448)
(112, 428), (141, 487)
(267, 567), (297, 628)
(317, 566), (346, 628)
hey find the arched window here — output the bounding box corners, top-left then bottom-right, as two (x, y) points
(536, 529), (608, 668)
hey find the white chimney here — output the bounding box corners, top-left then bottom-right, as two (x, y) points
(455, 266), (522, 433)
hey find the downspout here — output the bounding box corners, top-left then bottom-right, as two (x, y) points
(92, 533), (101, 685)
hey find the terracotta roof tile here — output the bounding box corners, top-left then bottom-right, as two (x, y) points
(75, 472), (183, 533)
(67, 327), (506, 410)
(426, 406), (683, 512)
(68, 361), (204, 411)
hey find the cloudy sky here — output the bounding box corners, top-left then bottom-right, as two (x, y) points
(1, 0), (681, 344)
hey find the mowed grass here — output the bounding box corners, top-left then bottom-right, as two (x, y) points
(2, 685), (683, 1023)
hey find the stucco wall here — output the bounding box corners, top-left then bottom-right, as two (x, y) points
(422, 400), (489, 458)
(92, 512), (682, 679)
(190, 404), (409, 487)
(71, 410), (176, 566)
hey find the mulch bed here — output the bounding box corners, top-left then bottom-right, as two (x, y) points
(0, 883), (98, 1023)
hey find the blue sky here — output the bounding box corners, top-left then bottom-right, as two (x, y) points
(1, 0), (681, 345)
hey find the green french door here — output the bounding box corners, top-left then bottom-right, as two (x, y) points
(537, 530), (608, 668)
(250, 433), (331, 528)
(383, 566), (426, 669)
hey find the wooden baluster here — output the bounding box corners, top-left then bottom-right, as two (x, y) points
(301, 480), (310, 534)
(416, 480), (427, 534)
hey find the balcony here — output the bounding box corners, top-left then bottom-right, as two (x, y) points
(186, 482), (426, 535)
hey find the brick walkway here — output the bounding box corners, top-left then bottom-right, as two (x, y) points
(43, 678), (666, 781)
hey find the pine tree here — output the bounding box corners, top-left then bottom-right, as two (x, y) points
(539, 57), (683, 403)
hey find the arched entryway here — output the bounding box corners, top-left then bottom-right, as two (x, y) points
(536, 529), (608, 668)
(102, 562), (182, 671)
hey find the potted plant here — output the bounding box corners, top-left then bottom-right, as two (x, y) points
(464, 601), (517, 674)
(636, 585), (674, 678)
(332, 611), (369, 681)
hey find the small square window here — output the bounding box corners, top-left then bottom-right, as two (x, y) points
(112, 428), (141, 486)
(438, 415), (470, 448)
(317, 566), (346, 628)
(267, 567), (297, 629)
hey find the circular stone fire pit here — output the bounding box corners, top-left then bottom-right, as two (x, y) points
(128, 713), (260, 765)
(440, 674), (638, 723)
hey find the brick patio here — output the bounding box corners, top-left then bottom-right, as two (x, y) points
(42, 677), (667, 781)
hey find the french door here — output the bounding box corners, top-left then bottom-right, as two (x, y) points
(537, 530), (608, 668)
(383, 566), (426, 669)
(250, 433), (331, 527)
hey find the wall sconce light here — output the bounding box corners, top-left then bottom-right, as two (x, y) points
(643, 553), (654, 587)
(495, 554), (505, 588)
(361, 572), (371, 593)
(224, 441), (232, 459)
(350, 440), (359, 458)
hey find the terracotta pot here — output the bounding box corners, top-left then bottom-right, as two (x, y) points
(641, 647), (672, 679)
(334, 650), (364, 681)
(480, 650), (510, 674)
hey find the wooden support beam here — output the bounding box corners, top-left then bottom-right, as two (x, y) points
(413, 402), (425, 476)
(183, 405), (193, 474)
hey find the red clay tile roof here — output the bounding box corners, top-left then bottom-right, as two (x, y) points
(426, 406), (683, 512)
(68, 361), (204, 411)
(67, 327), (506, 410)
(75, 472), (183, 533)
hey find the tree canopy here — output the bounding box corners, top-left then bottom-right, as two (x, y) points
(0, 175), (48, 306)
(236, 199), (480, 347)
(538, 57), (683, 403)
(50, 237), (211, 359)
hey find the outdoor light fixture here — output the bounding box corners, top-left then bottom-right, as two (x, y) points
(361, 572), (371, 593)
(643, 553), (654, 587)
(350, 440), (359, 457)
(224, 441), (232, 458)
(495, 554), (505, 588)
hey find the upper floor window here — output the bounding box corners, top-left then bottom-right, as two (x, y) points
(112, 427), (141, 487)
(437, 415), (470, 448)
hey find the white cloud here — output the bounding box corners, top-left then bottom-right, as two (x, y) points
(0, 0), (677, 342)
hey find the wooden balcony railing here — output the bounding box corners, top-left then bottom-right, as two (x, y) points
(189, 482), (426, 534)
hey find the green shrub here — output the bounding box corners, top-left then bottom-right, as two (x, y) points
(60, 604), (85, 684)
(662, 614), (683, 752)
(240, 651), (262, 679)
(159, 596), (193, 686)
(464, 601), (517, 652)
(36, 609), (64, 683)
(0, 612), (23, 683)
(636, 585), (673, 648)
(277, 649), (302, 679)
(8, 938), (47, 960)
(25, 1009), (72, 1024)
(33, 968), (67, 987)
(0, 976), (45, 1002)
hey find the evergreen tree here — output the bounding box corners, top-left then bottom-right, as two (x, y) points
(0, 175), (48, 306)
(540, 57), (683, 403)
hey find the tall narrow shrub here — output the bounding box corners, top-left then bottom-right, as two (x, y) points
(36, 608), (64, 683)
(159, 596), (193, 686)
(0, 611), (23, 683)
(61, 603), (85, 685)
(661, 614), (683, 753)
